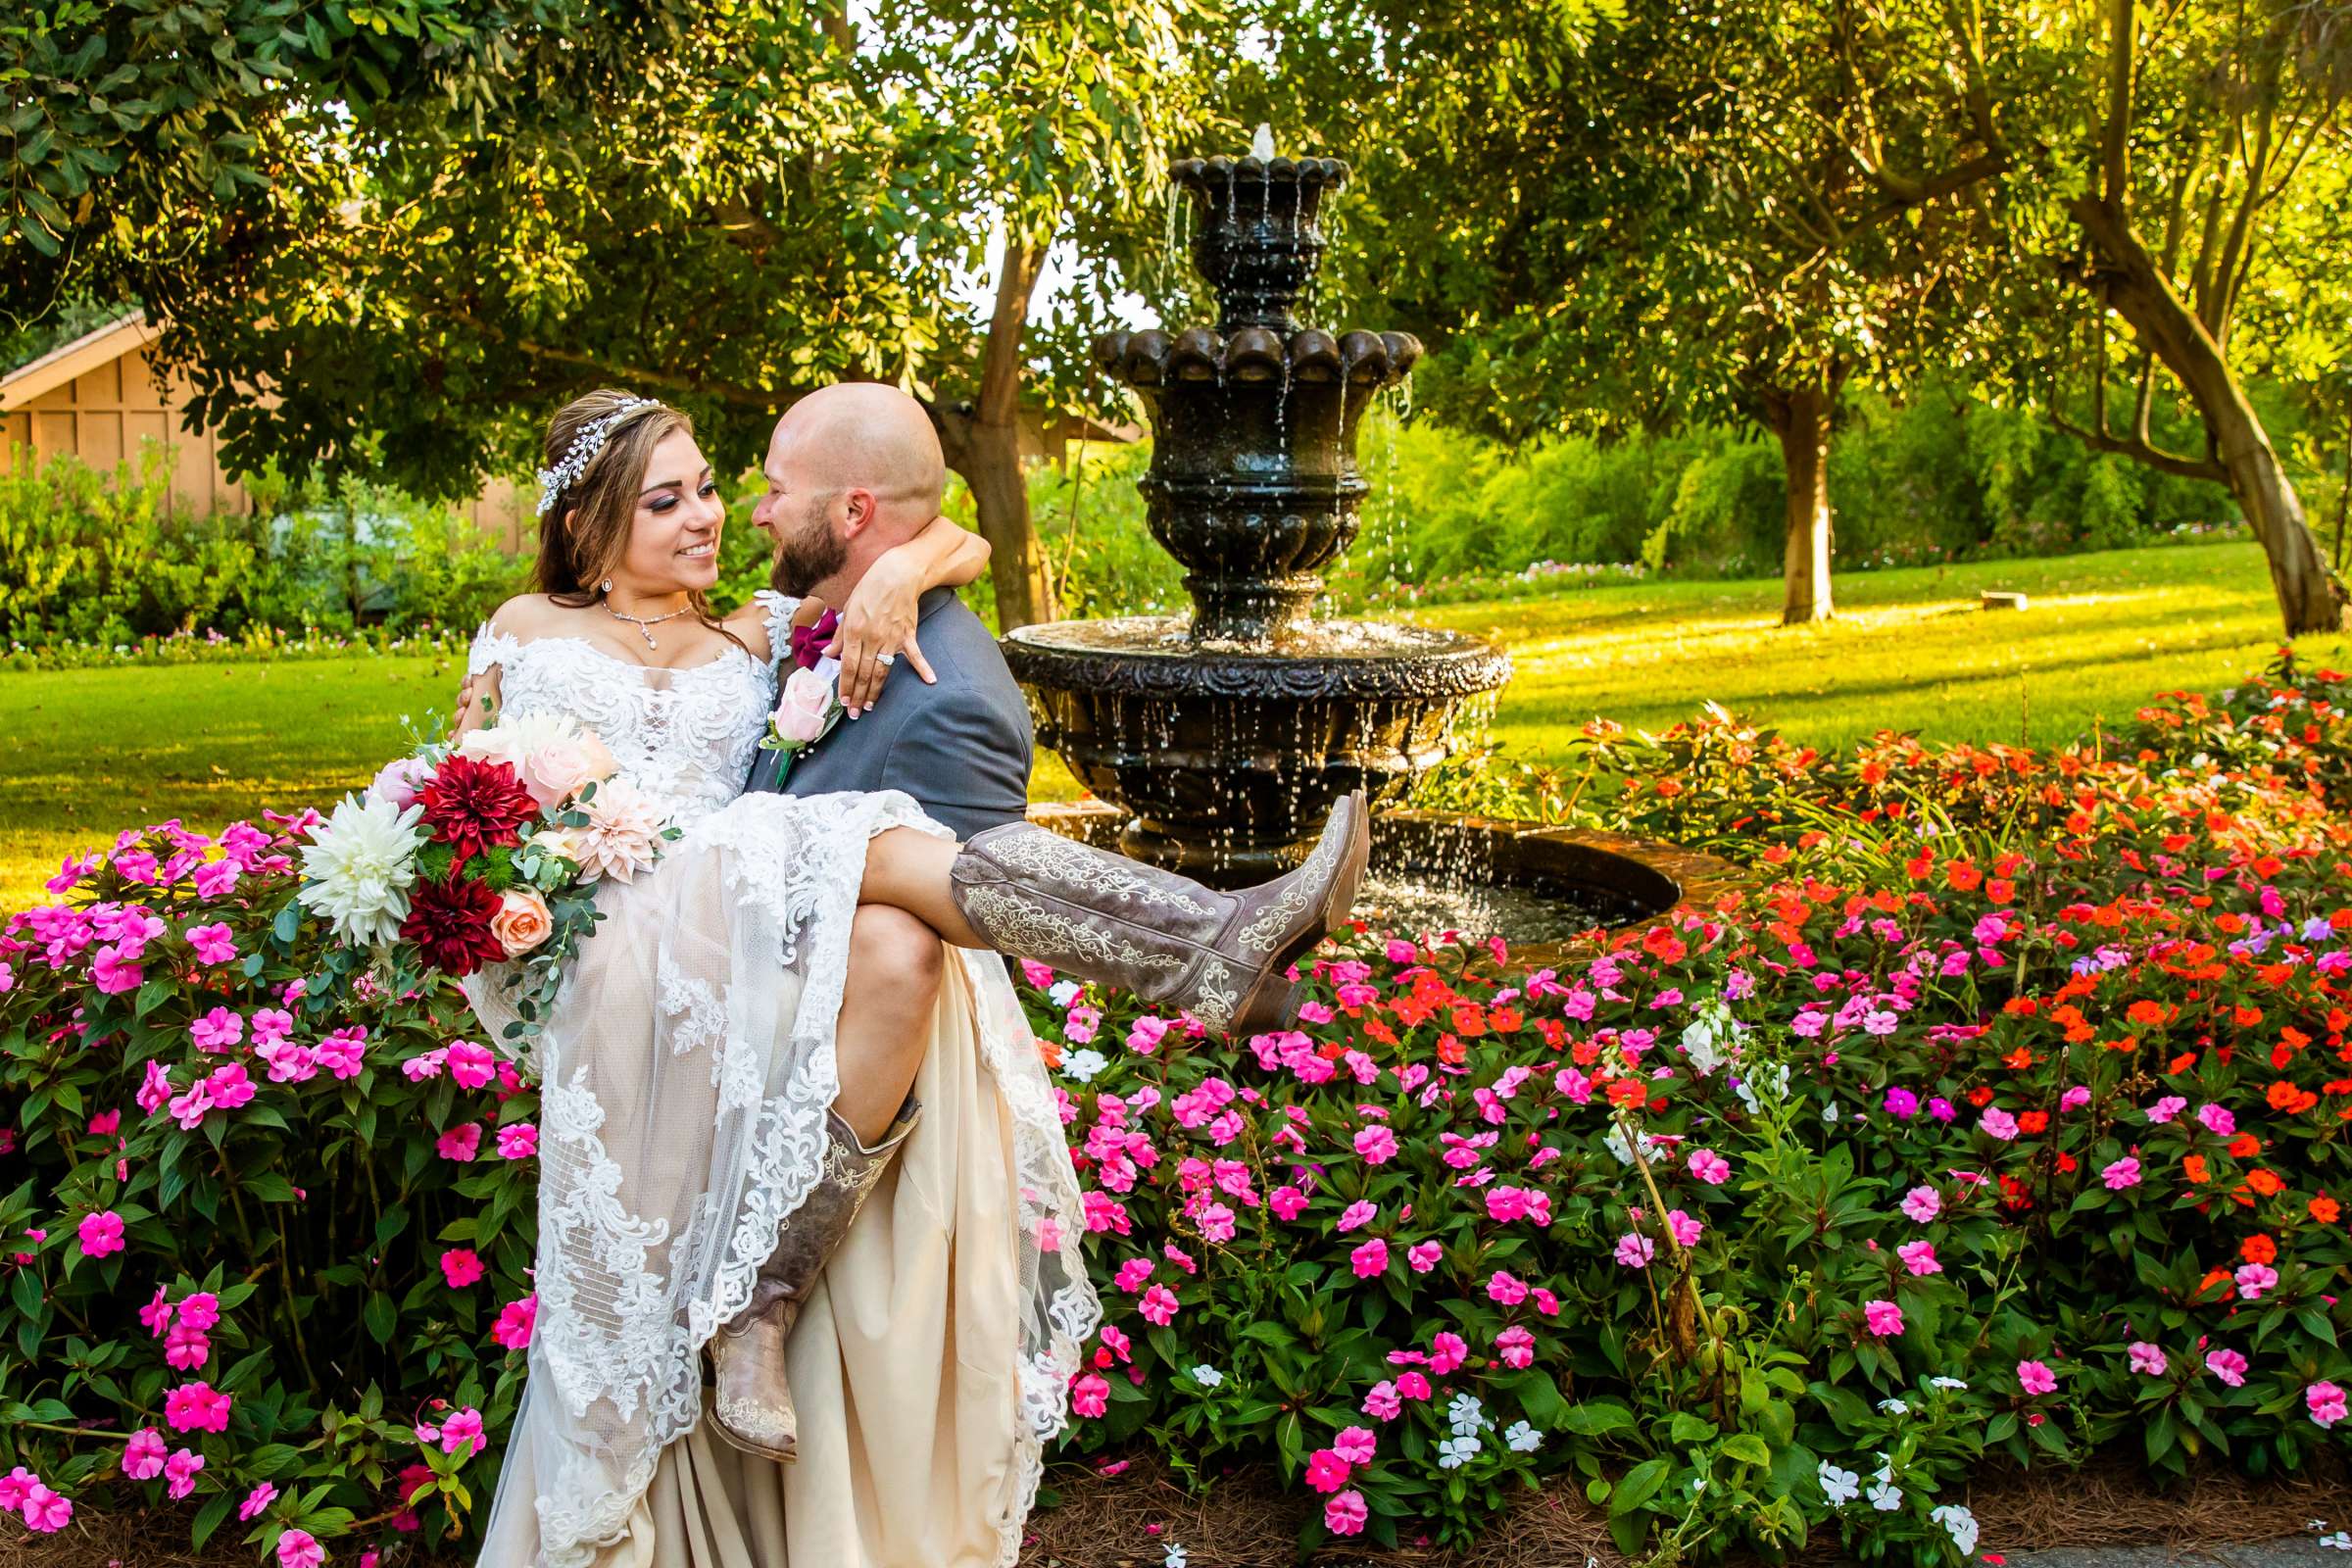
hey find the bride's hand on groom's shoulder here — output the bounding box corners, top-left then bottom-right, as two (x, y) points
(827, 562), (938, 716)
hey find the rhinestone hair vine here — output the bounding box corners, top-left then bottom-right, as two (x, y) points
(534, 397), (661, 518)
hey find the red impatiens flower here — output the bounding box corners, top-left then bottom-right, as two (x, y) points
(400, 871), (508, 977)
(420, 756), (538, 863)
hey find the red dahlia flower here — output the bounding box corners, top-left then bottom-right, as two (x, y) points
(421, 755), (538, 862)
(400, 871), (507, 977)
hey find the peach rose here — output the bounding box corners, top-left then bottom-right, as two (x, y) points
(520, 732), (618, 813)
(489, 889), (554, 957)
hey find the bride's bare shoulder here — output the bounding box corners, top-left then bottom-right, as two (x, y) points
(483, 594), (586, 640)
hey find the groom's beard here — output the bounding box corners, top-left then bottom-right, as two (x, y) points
(770, 500), (850, 598)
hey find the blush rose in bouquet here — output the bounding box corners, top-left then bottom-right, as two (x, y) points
(294, 713), (674, 1049)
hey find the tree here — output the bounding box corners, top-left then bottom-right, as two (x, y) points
(4, 0), (1210, 631)
(1226, 1), (2011, 624)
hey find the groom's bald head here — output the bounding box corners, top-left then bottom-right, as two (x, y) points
(755, 382), (947, 599)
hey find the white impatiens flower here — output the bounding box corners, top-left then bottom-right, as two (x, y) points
(297, 792), (426, 945)
(1878, 1397), (1909, 1415)
(1932, 1504), (1981, 1556)
(1818, 1462), (1860, 1508)
(1866, 1462), (1903, 1512)
(1190, 1363), (1223, 1388)
(1680, 1012), (1725, 1076)
(1603, 1122), (1669, 1168)
(1446, 1394), (1490, 1437)
(1436, 1434), (1482, 1469)
(1049, 980), (1084, 1008)
(2321, 1533), (2352, 1551)
(1504, 1420), (1543, 1453)
(1163, 1545), (1188, 1568)
(1823, 1100), (1841, 1125)
(1060, 1047), (1109, 1083)
(1930, 1377), (1969, 1391)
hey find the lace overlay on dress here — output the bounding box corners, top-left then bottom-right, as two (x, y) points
(459, 622), (1099, 1568)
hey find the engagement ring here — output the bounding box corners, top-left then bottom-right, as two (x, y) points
(875, 653), (896, 666)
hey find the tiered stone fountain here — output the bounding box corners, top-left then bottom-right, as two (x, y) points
(1003, 129), (1513, 884)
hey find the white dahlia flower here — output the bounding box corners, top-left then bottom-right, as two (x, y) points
(297, 791), (426, 945)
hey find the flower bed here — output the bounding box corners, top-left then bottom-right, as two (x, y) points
(6, 652), (2352, 1565)
(2, 625), (472, 674)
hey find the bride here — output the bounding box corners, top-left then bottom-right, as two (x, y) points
(456, 389), (1372, 1568)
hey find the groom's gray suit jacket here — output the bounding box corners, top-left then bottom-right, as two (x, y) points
(748, 586), (1034, 843)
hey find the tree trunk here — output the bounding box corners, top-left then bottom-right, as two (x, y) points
(1761, 381), (1836, 626)
(935, 232), (1056, 631)
(2071, 195), (2345, 634)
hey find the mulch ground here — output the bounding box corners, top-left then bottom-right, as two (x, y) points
(7, 1451), (2351, 1568)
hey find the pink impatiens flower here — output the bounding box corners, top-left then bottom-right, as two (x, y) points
(1896, 1240), (1941, 1277)
(2017, 1359), (2058, 1396)
(1864, 1299), (1905, 1337)
(436, 1123), (483, 1162)
(496, 1122), (539, 1160)
(2101, 1156), (2141, 1191)
(163, 1381), (232, 1434)
(1334, 1426), (1376, 1465)
(19, 1483), (70, 1534)
(1336, 1200), (1377, 1234)
(2206, 1348), (2249, 1388)
(1614, 1233), (1654, 1269)
(439, 1406), (485, 1456)
(178, 1292), (220, 1332)
(1069, 1373), (1108, 1418)
(1352, 1124), (1398, 1164)
(1138, 1284), (1180, 1325)
(1406, 1241), (1443, 1273)
(491, 1294), (538, 1350)
(1304, 1449), (1351, 1494)
(1348, 1238), (1389, 1278)
(1325, 1489), (1368, 1536)
(2234, 1262), (2278, 1301)
(2309, 1381), (2348, 1428)
(76, 1209), (124, 1258)
(2128, 1342), (2169, 1376)
(121, 1429), (167, 1481)
(241, 1482), (279, 1521)
(277, 1528), (326, 1568)
(1496, 1325), (1536, 1368)
(164, 1446), (204, 1500)
(1900, 1186), (1941, 1223)
(1665, 1208), (1702, 1248)
(446, 1039), (496, 1089)
(439, 1249), (485, 1289)
(1686, 1149), (1731, 1185)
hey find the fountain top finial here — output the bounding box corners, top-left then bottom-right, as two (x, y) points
(1250, 122), (1276, 160)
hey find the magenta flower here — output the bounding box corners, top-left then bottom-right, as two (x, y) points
(439, 1248), (485, 1289)
(1304, 1448), (1351, 1494)
(1497, 1326), (1536, 1368)
(1269, 1185), (1307, 1221)
(2144, 1095), (2187, 1123)
(121, 1428), (167, 1480)
(2308, 1381), (2347, 1428)
(492, 1294), (538, 1350)
(138, 1288), (173, 1338)
(1900, 1186), (1941, 1223)
(206, 1061), (255, 1109)
(1614, 1233), (1654, 1269)
(2017, 1359), (2058, 1396)
(1348, 1238), (1389, 1279)
(1666, 1208), (1702, 1248)
(190, 1006), (243, 1052)
(496, 1121), (539, 1160)
(239, 1481), (278, 1521)
(163, 1381), (232, 1434)
(1334, 1426), (1376, 1465)
(277, 1527), (326, 1568)
(1069, 1373), (1108, 1418)
(164, 1446), (204, 1500)
(1864, 1299), (1904, 1337)
(76, 1209), (124, 1258)
(1361, 1381), (1402, 1420)
(2206, 1348), (2249, 1388)
(1686, 1149), (1731, 1185)
(1406, 1240), (1443, 1273)
(1325, 1489), (1368, 1536)
(0, 1466), (32, 1510)
(1883, 1087), (1920, 1117)
(1336, 1200), (1377, 1234)
(436, 1123), (483, 1162)
(1352, 1124), (1399, 1164)
(1430, 1332), (1468, 1374)
(1979, 1107), (2019, 1141)
(2234, 1262), (2278, 1300)
(440, 1406), (485, 1456)
(164, 1322), (211, 1371)
(2128, 1342), (2168, 1376)
(178, 1292), (220, 1332)
(1488, 1269), (1529, 1306)
(2101, 1156), (2141, 1191)
(20, 1483), (70, 1534)
(1896, 1241), (1941, 1277)
(1139, 1284), (1180, 1325)
(2196, 1102), (2235, 1137)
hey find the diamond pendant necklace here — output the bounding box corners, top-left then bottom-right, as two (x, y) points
(604, 598), (694, 651)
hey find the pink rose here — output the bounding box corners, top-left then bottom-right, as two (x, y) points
(771, 667), (833, 745)
(520, 732), (617, 812)
(370, 755), (435, 809)
(489, 888), (554, 956)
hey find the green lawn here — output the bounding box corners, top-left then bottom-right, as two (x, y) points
(4, 539), (2342, 912)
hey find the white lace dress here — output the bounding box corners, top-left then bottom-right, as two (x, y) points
(459, 612), (1098, 1568)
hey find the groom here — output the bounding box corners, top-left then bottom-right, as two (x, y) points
(744, 381), (1034, 838)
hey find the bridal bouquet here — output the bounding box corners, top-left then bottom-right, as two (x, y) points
(293, 713), (677, 1047)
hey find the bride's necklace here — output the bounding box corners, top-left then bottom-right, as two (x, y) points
(603, 595), (695, 651)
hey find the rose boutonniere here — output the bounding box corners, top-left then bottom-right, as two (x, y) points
(761, 608), (848, 781)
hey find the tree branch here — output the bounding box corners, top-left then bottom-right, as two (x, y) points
(2049, 403), (2227, 482)
(2099, 0), (2134, 204)
(436, 309), (789, 412)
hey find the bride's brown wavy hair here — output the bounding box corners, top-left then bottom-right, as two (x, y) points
(535, 389), (736, 644)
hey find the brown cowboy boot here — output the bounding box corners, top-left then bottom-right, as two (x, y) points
(709, 1097), (920, 1463)
(949, 790), (1371, 1039)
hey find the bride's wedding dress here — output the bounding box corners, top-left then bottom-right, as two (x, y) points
(457, 610), (1099, 1568)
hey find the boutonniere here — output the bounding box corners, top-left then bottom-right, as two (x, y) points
(761, 609), (848, 781)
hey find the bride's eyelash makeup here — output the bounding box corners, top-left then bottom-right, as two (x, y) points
(646, 479), (719, 514)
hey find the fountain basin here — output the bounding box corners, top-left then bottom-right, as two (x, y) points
(1026, 799), (1749, 968)
(1004, 616), (1512, 883)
